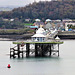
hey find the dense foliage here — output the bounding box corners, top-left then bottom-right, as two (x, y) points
(0, 1), (75, 20)
(0, 18), (25, 29)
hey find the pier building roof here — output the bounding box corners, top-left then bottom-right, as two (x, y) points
(36, 27), (45, 34)
(31, 33), (46, 37)
(55, 36), (60, 40)
(32, 27), (46, 37)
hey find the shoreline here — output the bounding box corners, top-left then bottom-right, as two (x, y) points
(0, 34), (33, 41)
(0, 31), (75, 41)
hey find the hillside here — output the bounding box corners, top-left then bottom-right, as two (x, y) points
(0, 1), (75, 20)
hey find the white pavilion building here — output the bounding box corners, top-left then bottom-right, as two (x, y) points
(31, 27), (46, 42)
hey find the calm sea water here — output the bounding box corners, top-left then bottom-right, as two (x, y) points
(0, 40), (75, 75)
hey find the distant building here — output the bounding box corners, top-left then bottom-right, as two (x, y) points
(51, 0), (57, 1)
(52, 19), (61, 23)
(30, 26), (38, 29)
(35, 19), (41, 22)
(25, 19), (31, 22)
(10, 19), (14, 21)
(65, 22), (75, 31)
(62, 0), (75, 1)
(57, 0), (62, 1)
(45, 19), (51, 24)
(33, 21), (45, 28)
(62, 19), (72, 22)
(45, 19), (52, 22)
(52, 0), (75, 1)
(45, 22), (52, 30)
(3, 18), (9, 21)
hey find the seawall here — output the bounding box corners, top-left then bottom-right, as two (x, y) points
(0, 31), (75, 40)
(57, 31), (75, 39)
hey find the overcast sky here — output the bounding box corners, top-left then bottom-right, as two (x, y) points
(0, 0), (51, 7)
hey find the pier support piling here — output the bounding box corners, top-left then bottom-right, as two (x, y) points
(26, 43), (30, 57)
(35, 44), (38, 57)
(49, 44), (52, 56)
(58, 44), (59, 57)
(17, 44), (20, 58)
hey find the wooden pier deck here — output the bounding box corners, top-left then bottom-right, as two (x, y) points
(10, 40), (63, 58)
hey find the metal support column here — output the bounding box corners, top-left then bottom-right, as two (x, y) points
(49, 44), (52, 56)
(26, 43), (30, 57)
(17, 44), (20, 58)
(58, 44), (59, 57)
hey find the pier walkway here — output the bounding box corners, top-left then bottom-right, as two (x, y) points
(47, 31), (58, 39)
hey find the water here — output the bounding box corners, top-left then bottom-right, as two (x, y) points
(0, 40), (75, 75)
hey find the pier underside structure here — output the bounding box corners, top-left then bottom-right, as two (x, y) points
(10, 41), (63, 58)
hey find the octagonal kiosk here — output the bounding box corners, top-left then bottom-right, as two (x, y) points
(31, 27), (46, 42)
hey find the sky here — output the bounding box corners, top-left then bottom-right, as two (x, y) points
(0, 0), (51, 7)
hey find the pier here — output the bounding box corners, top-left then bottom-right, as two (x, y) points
(10, 41), (63, 58)
(10, 27), (63, 58)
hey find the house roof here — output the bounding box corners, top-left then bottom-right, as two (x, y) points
(46, 19), (51, 22)
(35, 19), (41, 22)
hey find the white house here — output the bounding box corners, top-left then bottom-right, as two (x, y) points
(35, 19), (41, 22)
(46, 19), (52, 22)
(10, 19), (14, 21)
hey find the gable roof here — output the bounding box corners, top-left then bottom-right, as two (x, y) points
(45, 23), (52, 29)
